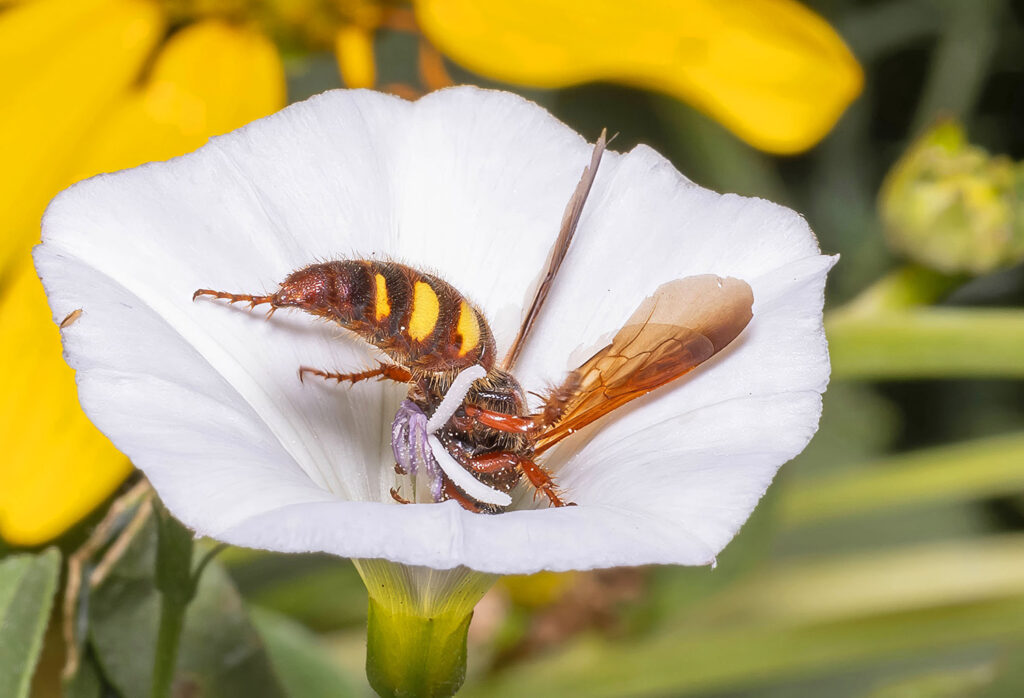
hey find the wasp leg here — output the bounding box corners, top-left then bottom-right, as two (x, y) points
(299, 362), (413, 385)
(461, 404), (536, 434)
(192, 288), (276, 309)
(462, 450), (521, 474)
(517, 457), (570, 507)
(462, 451), (570, 508)
(441, 478), (490, 513)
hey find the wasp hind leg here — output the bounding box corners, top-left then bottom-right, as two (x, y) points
(298, 362), (412, 386)
(464, 451), (571, 508)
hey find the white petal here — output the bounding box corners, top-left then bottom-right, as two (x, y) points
(37, 87), (832, 573)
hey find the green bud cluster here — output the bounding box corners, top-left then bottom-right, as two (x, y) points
(880, 121), (1024, 274)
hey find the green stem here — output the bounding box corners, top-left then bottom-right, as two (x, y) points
(354, 559), (496, 698)
(824, 264), (1024, 379)
(150, 504), (196, 698)
(827, 307), (1024, 379)
(150, 595), (188, 698)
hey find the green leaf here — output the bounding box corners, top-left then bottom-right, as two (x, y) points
(86, 516), (288, 698)
(251, 607), (360, 698)
(781, 431), (1024, 527)
(62, 651), (104, 698)
(0, 548), (61, 698)
(224, 550), (368, 631)
(983, 642), (1024, 698)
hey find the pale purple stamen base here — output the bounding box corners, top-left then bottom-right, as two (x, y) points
(391, 399), (443, 502)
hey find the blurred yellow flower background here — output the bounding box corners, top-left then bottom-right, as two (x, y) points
(1, 0), (285, 544)
(0, 0), (861, 544)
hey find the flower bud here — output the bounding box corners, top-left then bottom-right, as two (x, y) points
(880, 121), (1024, 274)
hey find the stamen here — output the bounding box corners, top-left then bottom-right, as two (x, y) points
(391, 416), (412, 475)
(426, 365), (486, 433)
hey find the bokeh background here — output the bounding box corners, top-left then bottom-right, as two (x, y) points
(4, 0), (1024, 696)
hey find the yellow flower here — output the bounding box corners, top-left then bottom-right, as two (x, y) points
(0, 0), (285, 545)
(413, 0), (863, 154)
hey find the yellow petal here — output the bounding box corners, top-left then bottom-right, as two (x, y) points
(415, 0), (863, 154)
(335, 24), (377, 88)
(501, 571), (578, 608)
(0, 0), (165, 271)
(0, 258), (131, 545)
(0, 15), (283, 543)
(69, 20), (287, 179)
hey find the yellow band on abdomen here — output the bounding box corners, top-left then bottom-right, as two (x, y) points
(374, 273), (391, 320)
(456, 301), (480, 356)
(408, 281), (439, 341)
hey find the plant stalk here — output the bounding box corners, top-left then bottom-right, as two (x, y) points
(150, 594), (188, 698)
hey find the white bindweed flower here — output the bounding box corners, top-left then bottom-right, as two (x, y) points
(35, 87), (833, 576)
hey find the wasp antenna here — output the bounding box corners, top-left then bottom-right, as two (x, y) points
(500, 129), (607, 370)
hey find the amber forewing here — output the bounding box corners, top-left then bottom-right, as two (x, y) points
(533, 275), (754, 454)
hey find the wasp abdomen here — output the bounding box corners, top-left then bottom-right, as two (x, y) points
(273, 260), (495, 374)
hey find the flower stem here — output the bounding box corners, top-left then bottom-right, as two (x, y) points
(825, 264), (1024, 379)
(150, 503), (196, 698)
(827, 307), (1024, 379)
(151, 594), (188, 698)
(354, 559), (496, 698)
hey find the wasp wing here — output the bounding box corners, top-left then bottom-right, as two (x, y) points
(501, 129), (607, 371)
(533, 275), (753, 454)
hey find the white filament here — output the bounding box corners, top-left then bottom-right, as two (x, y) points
(426, 364), (487, 433)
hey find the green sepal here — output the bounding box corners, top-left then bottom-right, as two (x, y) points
(355, 559), (496, 698)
